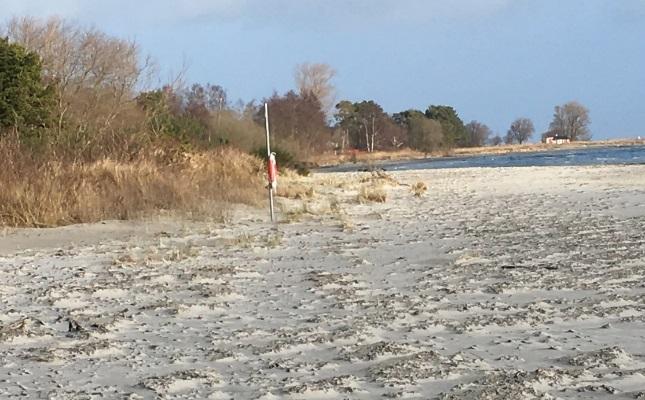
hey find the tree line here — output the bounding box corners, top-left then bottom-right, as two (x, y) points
(1, 17), (592, 166)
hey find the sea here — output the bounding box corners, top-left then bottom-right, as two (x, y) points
(319, 145), (645, 172)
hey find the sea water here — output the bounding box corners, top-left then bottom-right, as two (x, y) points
(321, 145), (645, 172)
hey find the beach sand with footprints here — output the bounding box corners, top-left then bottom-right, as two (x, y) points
(1, 165), (645, 399)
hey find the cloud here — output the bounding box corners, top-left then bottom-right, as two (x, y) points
(185, 0), (518, 26)
(1, 0), (83, 19)
(1, 0), (517, 30)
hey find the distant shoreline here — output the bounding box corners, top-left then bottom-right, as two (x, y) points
(311, 139), (645, 168)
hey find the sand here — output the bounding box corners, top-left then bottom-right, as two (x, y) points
(1, 165), (644, 399)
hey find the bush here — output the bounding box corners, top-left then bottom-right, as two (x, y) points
(253, 145), (311, 176)
(357, 185), (387, 203)
(411, 181), (428, 197)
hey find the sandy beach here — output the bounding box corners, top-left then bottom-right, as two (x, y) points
(1, 165), (645, 399)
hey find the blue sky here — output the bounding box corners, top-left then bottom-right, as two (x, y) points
(3, 0), (645, 139)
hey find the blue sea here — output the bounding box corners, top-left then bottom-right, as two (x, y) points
(320, 145), (645, 172)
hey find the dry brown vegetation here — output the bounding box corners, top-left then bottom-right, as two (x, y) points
(0, 142), (263, 227)
(0, 17), (269, 228)
(276, 182), (315, 200)
(411, 181), (428, 197)
(311, 149), (426, 167)
(359, 170), (400, 186)
(358, 185), (387, 203)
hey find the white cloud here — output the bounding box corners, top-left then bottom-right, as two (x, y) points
(1, 0), (517, 29)
(1, 0), (83, 18)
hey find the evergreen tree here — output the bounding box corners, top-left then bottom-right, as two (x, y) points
(0, 38), (54, 134)
(425, 105), (468, 147)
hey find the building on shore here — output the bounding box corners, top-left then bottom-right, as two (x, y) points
(543, 132), (571, 144)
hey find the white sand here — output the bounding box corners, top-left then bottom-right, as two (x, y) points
(1, 165), (645, 399)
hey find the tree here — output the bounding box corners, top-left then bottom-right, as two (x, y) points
(353, 101), (402, 152)
(425, 105), (468, 147)
(464, 120), (491, 147)
(489, 135), (503, 146)
(136, 88), (174, 137)
(355, 101), (385, 153)
(260, 91), (330, 157)
(507, 118), (534, 144)
(333, 100), (399, 152)
(333, 100), (358, 151)
(380, 117), (406, 150)
(0, 38), (54, 135)
(407, 114), (443, 155)
(549, 101), (591, 141)
(294, 62), (336, 115)
(183, 83), (228, 142)
(135, 86), (200, 144)
(392, 109), (425, 128)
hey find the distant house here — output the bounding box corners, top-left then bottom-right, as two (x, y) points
(544, 132), (570, 144)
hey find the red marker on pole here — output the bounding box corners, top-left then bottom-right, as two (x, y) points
(268, 152), (278, 190)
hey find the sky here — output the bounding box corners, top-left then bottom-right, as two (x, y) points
(2, 0), (645, 140)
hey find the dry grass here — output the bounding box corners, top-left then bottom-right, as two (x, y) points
(411, 181), (428, 197)
(451, 143), (559, 156)
(280, 200), (331, 222)
(0, 143), (264, 228)
(311, 148), (427, 167)
(281, 203), (309, 223)
(220, 232), (282, 249)
(276, 182), (315, 200)
(328, 197), (354, 232)
(359, 171), (399, 185)
(357, 185), (387, 203)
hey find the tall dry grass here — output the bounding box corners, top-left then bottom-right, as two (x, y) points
(0, 141), (264, 227)
(309, 148), (458, 167)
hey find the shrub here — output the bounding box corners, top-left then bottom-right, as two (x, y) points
(411, 181), (428, 197)
(253, 145), (311, 176)
(357, 185), (387, 203)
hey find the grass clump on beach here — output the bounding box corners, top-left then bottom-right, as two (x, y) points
(359, 170), (399, 185)
(411, 181), (428, 197)
(358, 185), (387, 203)
(276, 182), (315, 200)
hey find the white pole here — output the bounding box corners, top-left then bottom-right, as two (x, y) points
(265, 103), (275, 222)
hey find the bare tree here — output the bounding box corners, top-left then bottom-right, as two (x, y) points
(549, 101), (591, 141)
(507, 118), (534, 144)
(490, 135), (503, 146)
(465, 120), (491, 147)
(294, 62), (336, 115)
(260, 91), (329, 158)
(183, 83), (228, 142)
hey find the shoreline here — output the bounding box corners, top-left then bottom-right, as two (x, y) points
(311, 139), (645, 168)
